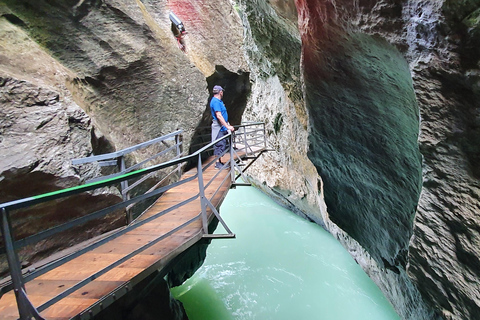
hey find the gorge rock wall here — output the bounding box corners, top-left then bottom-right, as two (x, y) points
(0, 14), (125, 274)
(230, 0), (480, 319)
(0, 0), (247, 273)
(292, 0), (480, 319)
(405, 1), (480, 319)
(1, 0), (480, 319)
(239, 0), (431, 318)
(235, 1), (432, 317)
(1, 0), (248, 172)
(0, 0), (208, 150)
(237, 0), (323, 223)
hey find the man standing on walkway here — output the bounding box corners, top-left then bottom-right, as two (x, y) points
(210, 85), (235, 169)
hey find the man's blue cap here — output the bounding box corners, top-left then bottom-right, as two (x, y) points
(213, 85), (224, 93)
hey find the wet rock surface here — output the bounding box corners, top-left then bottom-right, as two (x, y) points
(236, 0), (322, 224)
(295, 1), (429, 318)
(295, 0), (480, 319)
(304, 31), (422, 269)
(407, 1), (480, 316)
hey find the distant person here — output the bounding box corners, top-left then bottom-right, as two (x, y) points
(210, 85), (235, 169)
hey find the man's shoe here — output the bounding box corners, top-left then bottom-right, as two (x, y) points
(215, 162), (230, 170)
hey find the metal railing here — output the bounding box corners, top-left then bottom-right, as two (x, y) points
(72, 130), (184, 223)
(233, 122), (267, 157)
(0, 123), (265, 320)
(189, 122), (267, 156)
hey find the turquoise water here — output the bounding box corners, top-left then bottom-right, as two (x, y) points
(171, 186), (400, 320)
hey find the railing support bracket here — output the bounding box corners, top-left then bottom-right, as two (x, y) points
(202, 234), (236, 239)
(231, 183), (251, 188)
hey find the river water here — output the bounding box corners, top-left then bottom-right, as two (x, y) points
(171, 185), (400, 320)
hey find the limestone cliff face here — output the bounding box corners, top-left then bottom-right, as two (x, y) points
(294, 0), (480, 319)
(405, 2), (480, 319)
(237, 0), (322, 222)
(0, 14), (125, 275)
(1, 0), (248, 153)
(294, 1), (430, 318)
(0, 0), (246, 272)
(0, 0), (247, 317)
(1, 0), (480, 319)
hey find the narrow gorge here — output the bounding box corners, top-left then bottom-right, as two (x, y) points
(1, 0), (479, 319)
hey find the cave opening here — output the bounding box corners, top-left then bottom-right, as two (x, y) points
(186, 66), (250, 169)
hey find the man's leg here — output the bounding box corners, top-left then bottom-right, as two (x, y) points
(214, 131), (228, 168)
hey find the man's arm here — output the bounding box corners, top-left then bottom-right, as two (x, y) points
(215, 111), (235, 132)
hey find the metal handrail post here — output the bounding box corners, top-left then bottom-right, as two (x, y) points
(230, 133), (235, 183)
(232, 127), (237, 149)
(118, 156), (132, 224)
(263, 123), (267, 148)
(243, 125), (248, 156)
(175, 133), (182, 178)
(118, 156), (129, 201)
(1, 208), (44, 319)
(197, 155), (208, 234)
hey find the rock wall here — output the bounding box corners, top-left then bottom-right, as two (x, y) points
(291, 0), (480, 319)
(0, 14), (124, 275)
(2, 0), (480, 319)
(237, 0), (323, 222)
(405, 1), (480, 319)
(0, 0), (247, 275)
(233, 0), (480, 319)
(1, 0), (248, 159)
(235, 3), (433, 318)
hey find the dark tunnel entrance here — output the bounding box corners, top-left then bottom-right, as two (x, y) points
(187, 66), (250, 169)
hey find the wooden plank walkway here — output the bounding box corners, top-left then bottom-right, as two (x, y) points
(0, 157), (232, 320)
